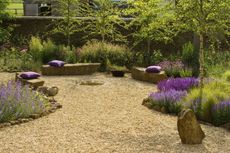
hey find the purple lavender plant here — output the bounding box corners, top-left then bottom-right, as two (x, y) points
(157, 60), (184, 71)
(149, 89), (187, 114)
(157, 77), (199, 92)
(0, 80), (46, 122)
(212, 100), (230, 126)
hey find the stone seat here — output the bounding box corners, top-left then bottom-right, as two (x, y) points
(41, 63), (101, 76)
(15, 72), (45, 89)
(131, 67), (168, 84)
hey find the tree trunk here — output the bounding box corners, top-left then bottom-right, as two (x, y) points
(199, 33), (205, 102)
(147, 39), (151, 65)
(67, 0), (70, 46)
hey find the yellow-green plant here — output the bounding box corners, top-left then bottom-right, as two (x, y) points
(29, 36), (43, 62)
(175, 0), (230, 103)
(223, 71), (230, 82)
(184, 81), (230, 122)
(84, 0), (126, 43)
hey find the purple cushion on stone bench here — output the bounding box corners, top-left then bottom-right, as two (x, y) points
(48, 60), (65, 67)
(146, 66), (161, 73)
(20, 71), (41, 79)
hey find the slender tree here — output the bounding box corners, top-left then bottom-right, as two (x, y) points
(175, 0), (230, 101)
(84, 0), (126, 43)
(126, 0), (176, 64)
(51, 0), (83, 46)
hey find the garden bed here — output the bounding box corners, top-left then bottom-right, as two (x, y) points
(143, 77), (230, 129)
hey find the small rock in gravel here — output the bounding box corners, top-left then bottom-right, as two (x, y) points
(153, 105), (161, 112)
(10, 121), (19, 125)
(177, 109), (205, 144)
(55, 103), (62, 109)
(29, 114), (40, 119)
(1, 123), (11, 127)
(142, 98), (153, 108)
(160, 107), (167, 113)
(48, 109), (56, 113)
(28, 118), (34, 121)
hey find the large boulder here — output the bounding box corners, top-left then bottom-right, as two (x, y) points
(177, 109), (205, 144)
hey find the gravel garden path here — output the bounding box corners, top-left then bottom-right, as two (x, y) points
(0, 72), (230, 153)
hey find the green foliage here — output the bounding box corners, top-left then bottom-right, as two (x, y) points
(212, 101), (230, 126)
(133, 50), (163, 67)
(63, 46), (77, 63)
(181, 42), (199, 76)
(0, 47), (41, 72)
(223, 71), (230, 82)
(184, 81), (230, 122)
(126, 0), (176, 53)
(179, 69), (193, 78)
(205, 50), (230, 77)
(165, 68), (181, 78)
(0, 0), (12, 44)
(51, 0), (83, 46)
(175, 0), (230, 88)
(28, 36), (77, 65)
(182, 42), (195, 67)
(108, 65), (127, 71)
(29, 36), (43, 62)
(79, 40), (132, 71)
(84, 0), (126, 43)
(127, 0), (176, 42)
(42, 39), (60, 63)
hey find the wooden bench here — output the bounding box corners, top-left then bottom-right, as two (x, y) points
(131, 67), (168, 84)
(41, 63), (101, 76)
(15, 73), (45, 89)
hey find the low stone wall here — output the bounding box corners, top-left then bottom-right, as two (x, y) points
(131, 67), (167, 84)
(41, 63), (101, 75)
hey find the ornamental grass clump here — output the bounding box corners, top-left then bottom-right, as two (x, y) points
(184, 81), (230, 123)
(157, 77), (199, 92)
(0, 81), (47, 123)
(149, 89), (187, 114)
(212, 101), (230, 126)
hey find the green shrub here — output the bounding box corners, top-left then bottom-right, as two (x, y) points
(181, 42), (199, 76)
(133, 50), (163, 67)
(184, 81), (230, 122)
(29, 37), (77, 65)
(212, 101), (230, 126)
(41, 39), (71, 63)
(179, 69), (193, 77)
(165, 68), (181, 78)
(0, 47), (40, 72)
(222, 71), (230, 82)
(29, 36), (43, 62)
(41, 39), (59, 63)
(79, 41), (132, 71)
(182, 42), (194, 67)
(64, 46), (77, 63)
(205, 50), (230, 77)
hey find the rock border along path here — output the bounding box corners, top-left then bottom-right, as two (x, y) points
(0, 72), (230, 153)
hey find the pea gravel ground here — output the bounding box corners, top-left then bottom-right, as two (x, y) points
(0, 72), (230, 153)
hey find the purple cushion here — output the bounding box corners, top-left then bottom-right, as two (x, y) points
(145, 66), (161, 73)
(48, 60), (65, 67)
(20, 72), (41, 79)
